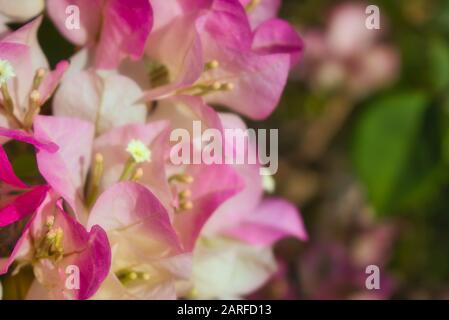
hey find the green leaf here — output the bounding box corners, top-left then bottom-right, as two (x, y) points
(352, 92), (431, 214)
(429, 38), (449, 92)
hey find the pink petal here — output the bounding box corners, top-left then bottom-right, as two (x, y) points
(252, 18), (304, 67)
(224, 198), (308, 246)
(174, 163), (245, 251)
(38, 60), (70, 104)
(202, 113), (262, 235)
(34, 116), (94, 219)
(239, 0), (281, 28)
(0, 185), (49, 227)
(5, 194), (112, 299)
(198, 0), (253, 52)
(204, 44), (290, 119)
(94, 121), (172, 209)
(141, 13), (203, 100)
(0, 127), (58, 152)
(53, 70), (147, 134)
(2, 16), (47, 68)
(94, 0), (153, 69)
(1, 17), (50, 109)
(150, 95), (223, 134)
(88, 182), (182, 254)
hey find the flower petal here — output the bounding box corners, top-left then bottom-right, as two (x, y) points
(224, 198), (308, 246)
(0, 185), (49, 227)
(174, 163), (245, 251)
(239, 0), (281, 28)
(252, 18), (304, 67)
(95, 0), (153, 69)
(0, 0), (44, 22)
(53, 70), (147, 134)
(34, 116), (94, 220)
(192, 237), (276, 298)
(0, 127), (58, 152)
(47, 0), (103, 46)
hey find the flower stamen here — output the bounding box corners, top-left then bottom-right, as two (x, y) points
(86, 153), (104, 208)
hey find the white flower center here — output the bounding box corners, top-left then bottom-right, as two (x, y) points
(126, 139), (151, 163)
(0, 59), (16, 84)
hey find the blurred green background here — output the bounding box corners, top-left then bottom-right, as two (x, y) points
(252, 0), (449, 299)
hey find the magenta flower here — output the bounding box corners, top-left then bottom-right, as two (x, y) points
(0, 128), (56, 227)
(0, 192), (110, 300)
(86, 182), (189, 299)
(47, 0), (153, 69)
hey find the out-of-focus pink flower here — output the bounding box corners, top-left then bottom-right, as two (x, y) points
(299, 228), (396, 300)
(86, 182), (190, 299)
(0, 193), (110, 300)
(0, 18), (68, 133)
(47, 0), (153, 69)
(300, 2), (399, 97)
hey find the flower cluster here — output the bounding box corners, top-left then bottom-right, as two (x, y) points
(0, 0), (306, 300)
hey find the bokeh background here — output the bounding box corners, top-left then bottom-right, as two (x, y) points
(249, 0), (449, 299)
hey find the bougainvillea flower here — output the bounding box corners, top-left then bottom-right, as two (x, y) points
(0, 17), (68, 131)
(139, 0), (303, 120)
(92, 96), (244, 251)
(189, 114), (307, 298)
(0, 193), (111, 300)
(52, 70), (147, 135)
(87, 182), (190, 299)
(47, 0), (153, 69)
(0, 127), (57, 227)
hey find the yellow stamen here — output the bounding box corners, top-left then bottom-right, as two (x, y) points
(32, 68), (46, 91)
(23, 90), (41, 129)
(1, 82), (14, 114)
(45, 215), (55, 228)
(131, 168), (144, 182)
(86, 153), (104, 208)
(179, 189), (192, 200)
(168, 173), (194, 184)
(245, 0), (261, 13)
(204, 60), (219, 71)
